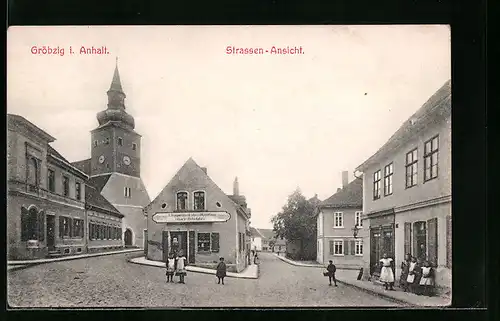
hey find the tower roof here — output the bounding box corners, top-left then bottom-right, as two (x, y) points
(108, 58), (124, 94)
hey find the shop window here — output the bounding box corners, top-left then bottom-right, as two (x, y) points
(424, 135), (439, 182)
(72, 219), (84, 238)
(47, 169), (55, 192)
(211, 233), (220, 252)
(384, 163), (393, 196)
(176, 192), (188, 210)
(406, 148), (418, 188)
(63, 176), (70, 197)
(21, 207), (45, 241)
(197, 233), (211, 252)
(59, 216), (71, 238)
(334, 212), (343, 228)
(413, 221), (427, 261)
(373, 170), (381, 200)
(193, 191), (205, 210)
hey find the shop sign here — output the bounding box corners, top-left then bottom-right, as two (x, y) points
(152, 211), (231, 223)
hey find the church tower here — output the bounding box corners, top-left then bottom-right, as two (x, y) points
(91, 60), (141, 177)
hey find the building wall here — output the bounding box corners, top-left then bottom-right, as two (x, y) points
(111, 126), (142, 178)
(145, 163), (249, 272)
(87, 209), (123, 251)
(317, 207), (366, 268)
(100, 173), (150, 247)
(362, 118), (451, 214)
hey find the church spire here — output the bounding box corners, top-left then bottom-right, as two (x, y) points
(109, 57), (124, 93)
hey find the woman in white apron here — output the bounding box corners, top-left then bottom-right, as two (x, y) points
(379, 253), (395, 290)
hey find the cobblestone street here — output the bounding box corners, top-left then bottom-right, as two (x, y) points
(8, 252), (403, 307)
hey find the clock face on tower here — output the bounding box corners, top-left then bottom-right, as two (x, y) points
(99, 155), (105, 164)
(123, 156), (131, 166)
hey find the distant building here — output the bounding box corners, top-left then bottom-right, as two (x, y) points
(257, 228), (275, 252)
(250, 227), (264, 251)
(7, 114), (89, 259)
(355, 80), (451, 291)
(144, 158), (251, 272)
(315, 172), (365, 269)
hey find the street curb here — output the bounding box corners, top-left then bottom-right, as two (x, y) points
(127, 258), (259, 279)
(7, 249), (143, 269)
(273, 254), (324, 268)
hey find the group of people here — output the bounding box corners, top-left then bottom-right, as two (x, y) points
(379, 253), (435, 296)
(165, 250), (228, 285)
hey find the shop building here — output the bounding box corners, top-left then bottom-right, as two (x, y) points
(7, 114), (89, 260)
(145, 158), (251, 272)
(355, 80), (451, 291)
(315, 172), (366, 269)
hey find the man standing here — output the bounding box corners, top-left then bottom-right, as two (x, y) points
(327, 260), (337, 286)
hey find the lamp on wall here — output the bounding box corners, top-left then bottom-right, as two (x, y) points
(352, 224), (360, 238)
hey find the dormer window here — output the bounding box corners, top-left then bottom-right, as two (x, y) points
(194, 191), (205, 210)
(177, 192), (188, 210)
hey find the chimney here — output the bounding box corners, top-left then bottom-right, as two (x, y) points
(201, 167), (207, 174)
(233, 177), (239, 196)
(342, 171), (349, 189)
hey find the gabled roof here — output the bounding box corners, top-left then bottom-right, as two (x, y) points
(258, 228), (275, 240)
(85, 184), (123, 218)
(87, 174), (112, 193)
(356, 80), (451, 172)
(319, 178), (363, 209)
(7, 114), (56, 142)
(250, 227), (264, 238)
(71, 159), (91, 176)
(47, 145), (71, 164)
(46, 145), (89, 179)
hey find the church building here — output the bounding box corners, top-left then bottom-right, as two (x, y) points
(144, 158), (251, 273)
(72, 62), (150, 248)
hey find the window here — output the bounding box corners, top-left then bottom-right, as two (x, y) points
(197, 233), (211, 252)
(334, 212), (343, 228)
(89, 223), (94, 240)
(424, 135), (439, 181)
(72, 219), (84, 238)
(211, 233), (220, 252)
(27, 157), (38, 189)
(75, 182), (82, 200)
(406, 148), (418, 188)
(413, 221), (427, 261)
(176, 192), (188, 210)
(59, 216), (71, 237)
(384, 163), (393, 196)
(63, 176), (70, 197)
(105, 137), (110, 145)
(355, 211), (363, 227)
(373, 170), (381, 200)
(48, 169), (55, 192)
(21, 207), (44, 241)
(333, 240), (344, 256)
(355, 240), (363, 255)
(132, 143), (137, 150)
(94, 140), (98, 147)
(193, 191), (205, 210)
(124, 187), (131, 198)
(118, 137), (123, 146)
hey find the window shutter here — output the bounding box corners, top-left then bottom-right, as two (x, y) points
(59, 216), (64, 237)
(343, 240), (348, 255)
(413, 222), (418, 258)
(350, 240), (355, 255)
(38, 211), (45, 241)
(329, 241), (334, 254)
(446, 215), (452, 268)
(211, 233), (220, 253)
(427, 217), (438, 266)
(404, 222), (411, 256)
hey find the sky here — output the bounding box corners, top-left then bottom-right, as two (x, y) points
(7, 25), (450, 229)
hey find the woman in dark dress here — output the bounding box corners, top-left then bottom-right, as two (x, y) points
(399, 253), (411, 292)
(216, 257), (227, 285)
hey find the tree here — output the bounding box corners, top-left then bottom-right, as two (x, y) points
(271, 188), (317, 258)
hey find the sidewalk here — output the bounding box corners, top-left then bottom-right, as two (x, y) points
(129, 256), (259, 279)
(8, 248), (143, 266)
(275, 254), (450, 307)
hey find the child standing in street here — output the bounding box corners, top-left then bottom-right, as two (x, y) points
(166, 253), (175, 283)
(326, 260), (337, 286)
(175, 250), (187, 284)
(399, 253), (411, 292)
(419, 260), (435, 296)
(216, 257), (227, 285)
(379, 253), (395, 290)
(406, 256), (418, 293)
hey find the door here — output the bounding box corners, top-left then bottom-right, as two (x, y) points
(370, 229), (381, 275)
(124, 229), (133, 246)
(382, 229), (394, 258)
(188, 231), (195, 264)
(46, 215), (55, 250)
(170, 231), (188, 260)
